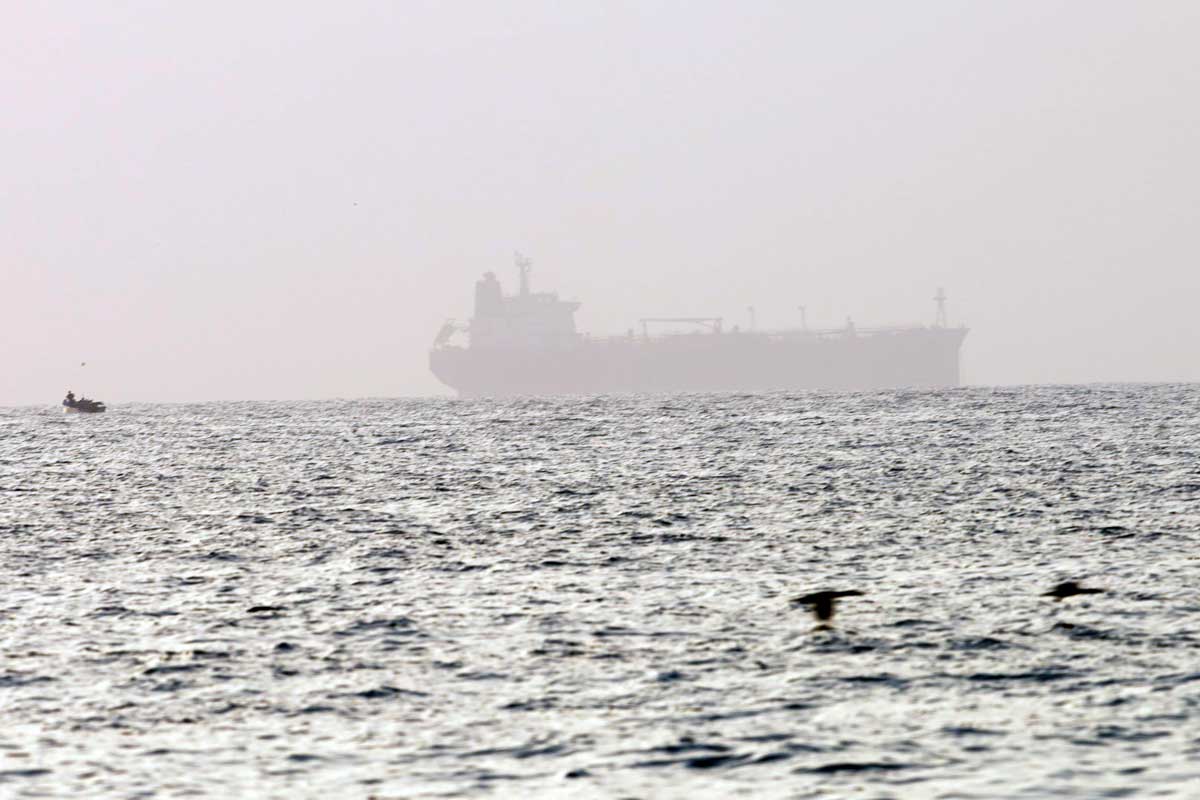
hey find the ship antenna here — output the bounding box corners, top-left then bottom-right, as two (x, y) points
(514, 251), (532, 296)
(934, 288), (948, 327)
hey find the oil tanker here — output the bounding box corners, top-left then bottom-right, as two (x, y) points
(430, 255), (967, 397)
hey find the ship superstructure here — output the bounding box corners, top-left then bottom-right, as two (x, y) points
(430, 255), (968, 397)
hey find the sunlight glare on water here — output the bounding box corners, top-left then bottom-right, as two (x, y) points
(1, 385), (1199, 798)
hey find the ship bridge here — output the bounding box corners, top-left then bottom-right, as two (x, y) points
(467, 255), (581, 350)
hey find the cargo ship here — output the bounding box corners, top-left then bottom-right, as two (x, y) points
(430, 255), (968, 397)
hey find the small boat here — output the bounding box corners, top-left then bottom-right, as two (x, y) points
(62, 390), (106, 414)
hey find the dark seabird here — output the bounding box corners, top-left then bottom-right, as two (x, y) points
(1042, 581), (1103, 601)
(791, 590), (865, 623)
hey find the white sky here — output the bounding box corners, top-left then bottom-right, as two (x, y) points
(3, 1), (1198, 404)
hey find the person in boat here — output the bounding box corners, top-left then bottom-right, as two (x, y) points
(64, 390), (76, 406)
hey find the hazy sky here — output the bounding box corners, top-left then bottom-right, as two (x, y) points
(4, 1), (1198, 404)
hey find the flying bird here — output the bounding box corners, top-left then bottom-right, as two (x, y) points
(791, 589), (865, 623)
(1042, 581), (1103, 601)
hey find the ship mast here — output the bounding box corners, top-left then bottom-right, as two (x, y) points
(515, 251), (532, 296)
(934, 288), (948, 328)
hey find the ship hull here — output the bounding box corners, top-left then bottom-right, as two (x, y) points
(431, 327), (967, 397)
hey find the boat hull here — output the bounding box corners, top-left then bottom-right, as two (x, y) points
(431, 327), (968, 397)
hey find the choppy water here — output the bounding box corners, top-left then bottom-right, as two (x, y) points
(2, 385), (1200, 798)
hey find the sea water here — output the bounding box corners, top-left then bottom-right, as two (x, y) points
(1, 385), (1198, 798)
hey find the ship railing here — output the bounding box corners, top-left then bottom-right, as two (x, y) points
(581, 324), (945, 346)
